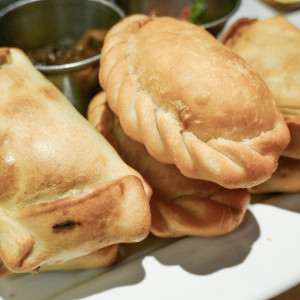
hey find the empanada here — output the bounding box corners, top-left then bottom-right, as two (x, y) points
(99, 15), (289, 189)
(0, 245), (118, 276)
(88, 93), (250, 237)
(264, 0), (300, 6)
(251, 157), (300, 194)
(223, 17), (300, 159)
(0, 48), (151, 273)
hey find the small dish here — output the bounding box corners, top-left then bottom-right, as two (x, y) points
(0, 0), (124, 115)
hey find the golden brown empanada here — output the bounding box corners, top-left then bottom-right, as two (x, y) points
(275, 0), (300, 2)
(99, 15), (289, 189)
(0, 245), (118, 276)
(251, 157), (300, 194)
(0, 48), (151, 273)
(223, 16), (300, 159)
(264, 0), (300, 7)
(89, 93), (250, 238)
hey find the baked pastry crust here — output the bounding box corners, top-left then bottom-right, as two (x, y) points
(100, 15), (290, 189)
(0, 245), (118, 276)
(264, 0), (300, 5)
(223, 17), (300, 159)
(42, 244), (118, 271)
(250, 157), (300, 194)
(89, 93), (250, 237)
(0, 48), (151, 273)
(275, 0), (300, 2)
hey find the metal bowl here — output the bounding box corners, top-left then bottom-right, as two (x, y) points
(115, 0), (241, 35)
(0, 0), (124, 115)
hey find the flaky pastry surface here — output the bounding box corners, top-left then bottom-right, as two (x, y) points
(224, 16), (300, 159)
(0, 48), (151, 272)
(89, 93), (250, 238)
(100, 15), (289, 189)
(0, 245), (118, 276)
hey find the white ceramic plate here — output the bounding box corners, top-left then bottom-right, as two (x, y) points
(1, 195), (299, 300)
(0, 0), (300, 299)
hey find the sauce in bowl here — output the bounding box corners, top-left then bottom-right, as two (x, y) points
(27, 29), (107, 66)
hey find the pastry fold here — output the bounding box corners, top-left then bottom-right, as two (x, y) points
(0, 48), (151, 273)
(250, 157), (300, 194)
(88, 93), (250, 238)
(99, 15), (289, 189)
(0, 245), (118, 276)
(223, 16), (300, 159)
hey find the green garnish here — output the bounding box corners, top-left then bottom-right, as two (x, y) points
(188, 0), (207, 23)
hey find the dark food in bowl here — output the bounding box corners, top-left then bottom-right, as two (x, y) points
(27, 29), (107, 66)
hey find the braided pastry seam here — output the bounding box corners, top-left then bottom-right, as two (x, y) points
(100, 15), (289, 188)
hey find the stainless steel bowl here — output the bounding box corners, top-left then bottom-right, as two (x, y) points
(0, 0), (124, 115)
(115, 0), (241, 35)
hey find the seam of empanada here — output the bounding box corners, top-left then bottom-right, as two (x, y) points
(1, 175), (149, 273)
(89, 92), (250, 238)
(100, 15), (290, 189)
(151, 191), (249, 237)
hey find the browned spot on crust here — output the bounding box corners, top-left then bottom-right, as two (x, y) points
(32, 266), (41, 272)
(0, 160), (16, 201)
(0, 48), (10, 65)
(40, 86), (62, 102)
(20, 176), (128, 217)
(52, 220), (82, 233)
(18, 242), (34, 268)
(2, 94), (42, 118)
(279, 170), (289, 178)
(0, 134), (17, 201)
